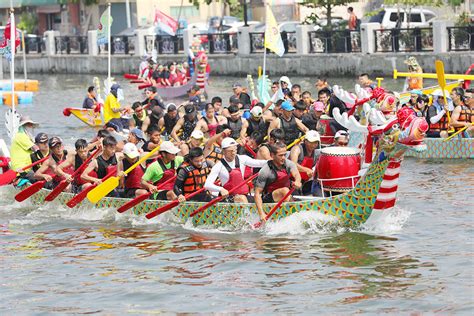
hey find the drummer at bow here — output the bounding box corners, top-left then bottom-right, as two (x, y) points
(254, 142), (301, 222)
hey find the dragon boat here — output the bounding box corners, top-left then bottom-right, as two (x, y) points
(6, 104), (427, 229)
(126, 50), (209, 99)
(404, 138), (473, 159)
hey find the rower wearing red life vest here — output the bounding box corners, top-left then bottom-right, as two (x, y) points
(174, 147), (213, 202)
(80, 136), (118, 191)
(254, 142), (302, 222)
(256, 128), (285, 160)
(34, 137), (70, 190)
(289, 130), (321, 194)
(56, 139), (96, 193)
(204, 137), (267, 203)
(140, 141), (183, 200)
(116, 143), (146, 198)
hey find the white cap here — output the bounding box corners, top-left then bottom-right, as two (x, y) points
(123, 142), (139, 159)
(160, 141), (180, 154)
(334, 130), (350, 140)
(250, 106), (263, 117)
(221, 137), (238, 149)
(305, 130), (321, 143)
(191, 130), (204, 139)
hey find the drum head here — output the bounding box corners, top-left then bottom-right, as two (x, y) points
(321, 147), (361, 156)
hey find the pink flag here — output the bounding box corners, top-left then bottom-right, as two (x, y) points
(0, 18), (21, 62)
(154, 9), (178, 36)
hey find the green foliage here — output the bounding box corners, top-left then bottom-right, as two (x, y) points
(17, 11), (37, 34)
(189, 0), (242, 17)
(299, 0), (352, 30)
(455, 12), (471, 27)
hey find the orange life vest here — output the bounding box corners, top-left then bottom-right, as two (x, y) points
(455, 105), (473, 132)
(429, 112), (450, 132)
(181, 162), (211, 195)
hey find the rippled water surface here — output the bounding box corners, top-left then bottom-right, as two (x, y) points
(0, 74), (473, 314)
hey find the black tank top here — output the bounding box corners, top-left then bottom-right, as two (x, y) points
(52, 150), (68, 164)
(164, 113), (179, 135)
(247, 118), (268, 136)
(74, 153), (84, 170)
(228, 117), (242, 139)
(281, 115), (299, 145)
(181, 116), (198, 140)
(96, 154), (117, 179)
(30, 151), (45, 172)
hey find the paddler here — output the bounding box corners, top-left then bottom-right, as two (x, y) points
(246, 106), (269, 137)
(158, 104), (180, 139)
(204, 137), (266, 203)
(127, 128), (146, 148)
(227, 105), (249, 141)
(289, 130), (321, 194)
(34, 137), (70, 189)
(10, 116), (39, 172)
(256, 128), (284, 160)
(56, 139), (94, 193)
(171, 104), (199, 142)
(103, 84), (129, 132)
(254, 142), (301, 222)
(130, 102), (147, 130)
(404, 56), (423, 90)
(80, 136), (118, 191)
(427, 89), (454, 138)
(267, 101), (308, 145)
(174, 147), (213, 202)
(302, 101), (325, 131)
(82, 86), (99, 111)
(180, 130), (205, 156)
(30, 133), (49, 173)
(333, 130), (350, 146)
(142, 86), (165, 113)
(451, 88), (474, 137)
(204, 125), (231, 164)
(117, 143), (146, 198)
(140, 141), (183, 200)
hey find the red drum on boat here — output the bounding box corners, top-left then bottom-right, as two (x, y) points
(317, 147), (361, 192)
(317, 116), (335, 145)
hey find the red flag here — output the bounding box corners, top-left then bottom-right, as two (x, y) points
(154, 9), (178, 36)
(0, 17), (21, 62)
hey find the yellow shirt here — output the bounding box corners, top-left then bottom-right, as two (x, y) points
(103, 94), (121, 122)
(10, 131), (34, 170)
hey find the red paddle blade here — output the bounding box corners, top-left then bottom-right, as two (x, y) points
(138, 83), (152, 90)
(65, 184), (97, 208)
(0, 170), (17, 186)
(15, 181), (46, 202)
(117, 192), (150, 213)
(130, 79), (144, 83)
(44, 180), (69, 202)
(146, 200), (179, 219)
(124, 74), (139, 80)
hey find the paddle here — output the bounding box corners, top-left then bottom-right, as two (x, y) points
(117, 175), (177, 213)
(444, 123), (473, 141)
(44, 147), (101, 202)
(243, 142), (257, 158)
(146, 186), (207, 219)
(124, 74), (139, 80)
(65, 170), (115, 208)
(138, 83), (153, 90)
(15, 180), (46, 202)
(87, 146), (161, 204)
(286, 135), (305, 150)
(189, 173), (258, 218)
(253, 188), (295, 229)
(0, 156), (49, 186)
(435, 60), (455, 133)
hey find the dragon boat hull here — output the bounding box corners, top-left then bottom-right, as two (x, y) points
(404, 138), (473, 159)
(18, 153), (400, 228)
(63, 108), (105, 127)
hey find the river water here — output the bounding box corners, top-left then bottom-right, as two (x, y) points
(0, 74), (473, 314)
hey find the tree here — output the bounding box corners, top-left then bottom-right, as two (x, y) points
(299, 0), (353, 30)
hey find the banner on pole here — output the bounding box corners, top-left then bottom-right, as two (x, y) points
(97, 9), (113, 45)
(154, 9), (178, 36)
(0, 17), (21, 62)
(264, 5), (285, 57)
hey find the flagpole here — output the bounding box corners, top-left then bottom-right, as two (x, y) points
(22, 30), (27, 83)
(10, 9), (15, 114)
(262, 2), (267, 98)
(107, 2), (111, 89)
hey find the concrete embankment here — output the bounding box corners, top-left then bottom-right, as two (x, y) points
(1, 52), (472, 77)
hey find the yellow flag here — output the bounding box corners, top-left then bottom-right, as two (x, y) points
(264, 5), (285, 57)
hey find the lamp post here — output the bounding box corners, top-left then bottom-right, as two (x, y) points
(243, 0), (249, 26)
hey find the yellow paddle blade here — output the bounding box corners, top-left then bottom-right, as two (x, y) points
(86, 176), (120, 204)
(124, 144), (161, 175)
(435, 60), (446, 89)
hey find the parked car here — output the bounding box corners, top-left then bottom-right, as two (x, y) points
(369, 8), (437, 29)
